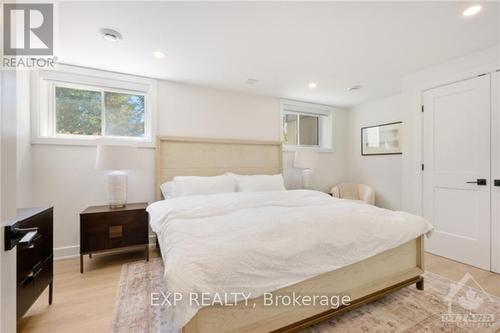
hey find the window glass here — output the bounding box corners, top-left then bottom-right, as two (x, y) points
(55, 87), (102, 135)
(282, 114), (298, 145)
(104, 92), (145, 137)
(299, 115), (319, 146)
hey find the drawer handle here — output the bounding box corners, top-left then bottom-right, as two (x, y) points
(109, 225), (123, 239)
(28, 267), (42, 279)
(27, 234), (42, 249)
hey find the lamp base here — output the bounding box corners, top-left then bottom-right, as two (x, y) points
(109, 204), (126, 209)
(301, 169), (314, 190)
(108, 171), (127, 208)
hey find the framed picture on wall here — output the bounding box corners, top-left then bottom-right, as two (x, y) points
(361, 121), (402, 156)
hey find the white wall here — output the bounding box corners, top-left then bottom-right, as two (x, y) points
(21, 78), (348, 257)
(347, 95), (402, 210)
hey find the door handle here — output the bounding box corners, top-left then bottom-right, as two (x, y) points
(466, 179), (487, 186)
(495, 179), (500, 187)
(4, 226), (39, 251)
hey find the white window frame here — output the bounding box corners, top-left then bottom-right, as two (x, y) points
(280, 99), (335, 152)
(32, 64), (157, 147)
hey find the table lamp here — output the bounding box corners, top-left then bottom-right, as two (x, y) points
(95, 145), (138, 208)
(294, 150), (318, 190)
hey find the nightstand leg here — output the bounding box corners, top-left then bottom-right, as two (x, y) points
(80, 254), (83, 274)
(416, 278), (424, 291)
(49, 281), (53, 304)
(145, 245), (149, 261)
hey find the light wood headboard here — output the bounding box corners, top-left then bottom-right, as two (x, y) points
(155, 136), (283, 200)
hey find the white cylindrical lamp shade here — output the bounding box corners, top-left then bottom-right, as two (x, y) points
(293, 150), (318, 169)
(95, 145), (138, 208)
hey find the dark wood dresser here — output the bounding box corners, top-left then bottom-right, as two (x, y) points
(15, 207), (54, 318)
(80, 203), (149, 273)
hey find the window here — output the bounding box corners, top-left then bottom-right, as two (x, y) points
(280, 99), (334, 150)
(33, 66), (157, 146)
(53, 84), (146, 139)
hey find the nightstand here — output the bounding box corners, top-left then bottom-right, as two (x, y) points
(79, 203), (149, 273)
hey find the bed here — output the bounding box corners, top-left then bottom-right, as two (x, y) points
(150, 136), (432, 333)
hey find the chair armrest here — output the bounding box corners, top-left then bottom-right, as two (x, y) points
(330, 186), (340, 198)
(359, 185), (375, 205)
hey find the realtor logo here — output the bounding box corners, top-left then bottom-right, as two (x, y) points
(441, 272), (496, 328)
(3, 3), (53, 56)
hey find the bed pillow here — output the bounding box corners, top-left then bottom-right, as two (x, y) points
(229, 173), (286, 192)
(173, 175), (235, 197)
(160, 181), (178, 199)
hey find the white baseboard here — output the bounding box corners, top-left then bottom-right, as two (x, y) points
(54, 234), (157, 260)
(54, 245), (80, 260)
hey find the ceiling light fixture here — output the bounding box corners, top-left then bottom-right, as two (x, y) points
(348, 85), (363, 91)
(153, 51), (165, 59)
(308, 82), (317, 89)
(100, 28), (122, 42)
(462, 5), (482, 17)
(245, 78), (259, 85)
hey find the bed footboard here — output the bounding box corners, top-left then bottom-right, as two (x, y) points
(182, 236), (425, 333)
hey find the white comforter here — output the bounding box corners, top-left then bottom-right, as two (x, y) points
(147, 190), (433, 330)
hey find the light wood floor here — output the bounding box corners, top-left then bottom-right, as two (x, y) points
(18, 248), (500, 333)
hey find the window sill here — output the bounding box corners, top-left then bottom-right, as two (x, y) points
(32, 136), (155, 148)
(282, 146), (335, 153)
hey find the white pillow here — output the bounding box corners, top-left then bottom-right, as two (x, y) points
(173, 175), (235, 197)
(160, 181), (178, 199)
(229, 173), (286, 192)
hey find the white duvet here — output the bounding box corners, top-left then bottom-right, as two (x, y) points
(147, 190), (433, 330)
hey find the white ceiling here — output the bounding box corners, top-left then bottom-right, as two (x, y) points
(57, 1), (500, 107)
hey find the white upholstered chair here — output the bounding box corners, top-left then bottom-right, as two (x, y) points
(330, 183), (375, 205)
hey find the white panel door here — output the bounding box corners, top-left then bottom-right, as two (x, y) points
(423, 75), (491, 270)
(492, 71), (500, 274)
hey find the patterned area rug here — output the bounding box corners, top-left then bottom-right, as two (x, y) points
(112, 258), (500, 333)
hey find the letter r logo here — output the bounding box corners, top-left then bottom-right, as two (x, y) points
(3, 4), (53, 56)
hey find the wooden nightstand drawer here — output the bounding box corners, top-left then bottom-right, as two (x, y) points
(80, 215), (113, 253)
(81, 211), (148, 252)
(79, 203), (149, 273)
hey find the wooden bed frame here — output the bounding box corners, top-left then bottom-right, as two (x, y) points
(154, 136), (425, 333)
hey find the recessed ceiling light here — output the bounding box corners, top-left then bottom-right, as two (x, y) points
(153, 51), (165, 59)
(308, 82), (317, 89)
(463, 5), (482, 17)
(245, 78), (259, 85)
(348, 85), (363, 91)
(100, 28), (122, 42)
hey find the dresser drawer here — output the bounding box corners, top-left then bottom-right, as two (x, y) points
(17, 256), (53, 317)
(17, 234), (43, 284)
(16, 208), (53, 262)
(14, 207), (54, 319)
(17, 272), (35, 318)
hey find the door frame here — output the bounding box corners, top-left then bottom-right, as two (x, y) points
(491, 70), (500, 273)
(416, 66), (500, 273)
(1, 69), (18, 333)
(421, 74), (492, 270)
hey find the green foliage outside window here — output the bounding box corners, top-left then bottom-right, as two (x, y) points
(56, 87), (102, 135)
(55, 86), (145, 138)
(105, 92), (145, 137)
